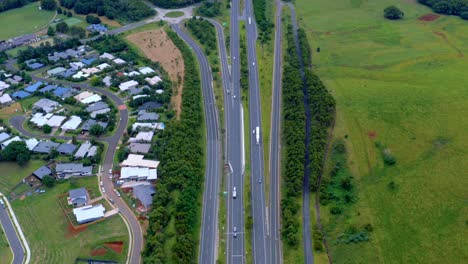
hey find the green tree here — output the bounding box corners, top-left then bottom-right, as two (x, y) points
(1, 141), (31, 166)
(41, 0), (57, 11)
(67, 11), (73, 17)
(69, 26), (86, 38)
(43, 124), (52, 134)
(90, 124), (104, 135)
(56, 21), (69, 33)
(47, 26), (55, 37)
(86, 15), (101, 24)
(42, 175), (55, 187)
(384, 6), (404, 20)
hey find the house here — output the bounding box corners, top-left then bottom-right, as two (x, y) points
(25, 138), (39, 150)
(112, 58), (126, 65)
(102, 76), (112, 87)
(39, 84), (57, 93)
(81, 57), (97, 66)
(128, 143), (151, 154)
(85, 101), (109, 113)
(73, 204), (105, 224)
(30, 113), (52, 127)
(156, 89), (164, 94)
(56, 68), (77, 78)
(139, 66), (155, 75)
(90, 108), (110, 118)
(133, 185), (155, 210)
(33, 98), (61, 113)
(145, 76), (162, 85)
(74, 141), (93, 159)
(24, 82), (43, 93)
(81, 119), (108, 131)
(69, 187), (88, 207)
(72, 71), (90, 79)
(46, 115), (66, 127)
(0, 132), (10, 143)
(126, 71), (141, 77)
(0, 81), (10, 91)
(138, 101), (162, 111)
(130, 131), (154, 143)
(87, 146), (97, 157)
(61, 116), (82, 131)
(120, 167), (157, 182)
(32, 140), (60, 154)
(11, 90), (31, 99)
(1, 136), (22, 149)
(137, 110), (159, 121)
(82, 67), (100, 75)
(87, 24), (108, 33)
(74, 91), (101, 104)
(55, 163), (93, 178)
(99, 52), (115, 60)
(9, 34), (39, 47)
(47, 67), (67, 76)
(119, 80), (138, 92)
(133, 95), (148, 100)
(57, 143), (77, 155)
(128, 87), (144, 96)
(53, 87), (75, 99)
(96, 63), (110, 71)
(122, 154), (160, 169)
(132, 122), (165, 131)
(25, 59), (44, 70)
(0, 94), (13, 105)
(32, 165), (52, 181)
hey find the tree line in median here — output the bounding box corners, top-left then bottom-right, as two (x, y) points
(143, 27), (204, 263)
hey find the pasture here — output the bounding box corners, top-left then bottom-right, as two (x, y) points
(295, 0), (468, 263)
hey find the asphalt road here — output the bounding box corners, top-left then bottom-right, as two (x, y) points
(227, 0), (247, 263)
(170, 23), (222, 264)
(268, 1), (284, 263)
(244, 0), (268, 263)
(0, 205), (24, 264)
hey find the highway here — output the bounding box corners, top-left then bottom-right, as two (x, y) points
(244, 0), (268, 263)
(0, 204), (24, 264)
(170, 23), (222, 264)
(268, 1), (284, 263)
(227, 0), (247, 263)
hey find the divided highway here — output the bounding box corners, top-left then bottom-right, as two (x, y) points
(244, 0), (268, 263)
(170, 23), (222, 264)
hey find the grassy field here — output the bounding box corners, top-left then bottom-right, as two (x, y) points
(295, 0), (468, 263)
(165, 11), (184, 18)
(11, 177), (129, 263)
(0, 160), (46, 194)
(0, 227), (12, 264)
(0, 3), (55, 40)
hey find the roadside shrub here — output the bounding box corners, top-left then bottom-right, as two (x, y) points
(330, 206), (342, 215)
(383, 150), (396, 166)
(384, 6), (404, 20)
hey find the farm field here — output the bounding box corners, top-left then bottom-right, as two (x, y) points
(0, 3), (55, 40)
(11, 177), (129, 263)
(295, 0), (468, 263)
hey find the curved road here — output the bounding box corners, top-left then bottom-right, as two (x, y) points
(170, 23), (222, 264)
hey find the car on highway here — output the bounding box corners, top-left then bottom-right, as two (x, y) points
(233, 227), (237, 238)
(232, 187), (237, 199)
(109, 169), (112, 174)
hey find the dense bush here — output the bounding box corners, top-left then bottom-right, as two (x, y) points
(418, 0), (468, 19)
(151, 0), (204, 8)
(384, 6), (404, 20)
(41, 0), (56, 10)
(143, 28), (204, 263)
(253, 0), (273, 43)
(0, 141), (31, 166)
(185, 18), (217, 56)
(59, 0), (155, 22)
(0, 0), (34, 13)
(197, 1), (221, 17)
(86, 15), (101, 24)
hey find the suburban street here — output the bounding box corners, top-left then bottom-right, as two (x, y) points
(268, 1), (284, 263)
(0, 204), (24, 264)
(227, 0), (247, 263)
(244, 0), (268, 263)
(170, 23), (222, 264)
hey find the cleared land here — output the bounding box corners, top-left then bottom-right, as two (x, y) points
(126, 28), (185, 118)
(11, 177), (129, 263)
(0, 3), (55, 40)
(296, 0), (468, 263)
(0, 160), (45, 194)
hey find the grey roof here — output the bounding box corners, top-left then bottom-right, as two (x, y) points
(74, 142), (92, 158)
(85, 101), (109, 113)
(69, 187), (88, 200)
(0, 132), (10, 143)
(57, 143), (77, 155)
(32, 165), (52, 180)
(138, 101), (162, 111)
(56, 163), (92, 174)
(81, 119), (108, 131)
(33, 98), (60, 113)
(128, 143), (151, 154)
(56, 68), (77, 78)
(33, 141), (60, 154)
(137, 110), (159, 121)
(128, 87), (143, 95)
(87, 146), (97, 157)
(133, 185), (155, 208)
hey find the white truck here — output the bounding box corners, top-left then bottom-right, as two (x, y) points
(255, 126), (260, 145)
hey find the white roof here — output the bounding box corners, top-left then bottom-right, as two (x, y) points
(99, 52), (115, 60)
(122, 154), (160, 169)
(156, 89), (164, 94)
(74, 91), (94, 101)
(96, 63), (110, 70)
(1, 136), (22, 147)
(133, 95), (148, 100)
(0, 81), (10, 91)
(61, 115), (82, 130)
(130, 131), (154, 142)
(102, 76), (112, 87)
(70, 62), (85, 69)
(132, 122), (165, 131)
(46, 115), (66, 127)
(25, 138), (39, 150)
(120, 167), (157, 180)
(0, 132), (10, 143)
(139, 67), (155, 75)
(113, 58), (126, 64)
(73, 204), (105, 223)
(30, 113), (49, 127)
(0, 94), (12, 104)
(119, 80), (138, 91)
(73, 71), (90, 79)
(81, 94), (102, 104)
(145, 76), (162, 85)
(126, 71), (141, 77)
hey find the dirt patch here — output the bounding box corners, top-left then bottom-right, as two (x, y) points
(91, 247), (107, 256)
(104, 241), (124, 254)
(126, 29), (185, 119)
(433, 31), (464, 57)
(66, 222), (87, 238)
(418, 13), (440, 21)
(98, 16), (121, 27)
(368, 131), (377, 139)
(0, 102), (23, 118)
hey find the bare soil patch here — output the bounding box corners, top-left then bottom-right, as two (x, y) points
(0, 102), (23, 118)
(66, 223), (87, 238)
(98, 16), (121, 27)
(91, 247), (107, 256)
(367, 131), (377, 139)
(127, 29), (185, 119)
(104, 241), (124, 254)
(418, 13), (440, 21)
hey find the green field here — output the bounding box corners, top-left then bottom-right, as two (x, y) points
(0, 160), (46, 194)
(165, 11), (185, 18)
(11, 177), (129, 263)
(0, 227), (12, 264)
(295, 0), (468, 263)
(0, 3), (55, 40)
